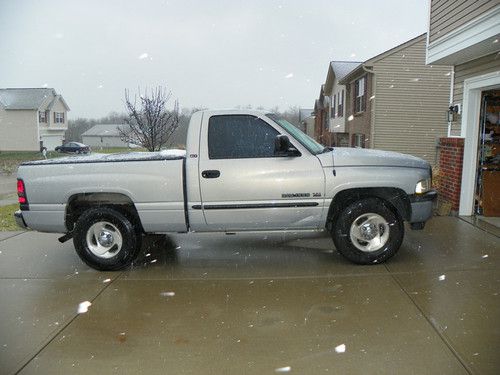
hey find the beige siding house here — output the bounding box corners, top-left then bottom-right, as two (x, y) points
(426, 0), (500, 217)
(0, 88), (70, 151)
(323, 61), (361, 147)
(339, 34), (452, 163)
(428, 0), (497, 45)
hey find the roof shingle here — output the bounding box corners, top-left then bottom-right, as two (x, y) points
(0, 88), (56, 110)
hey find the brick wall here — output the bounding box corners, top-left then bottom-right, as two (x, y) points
(438, 137), (464, 211)
(345, 73), (373, 148)
(314, 107), (335, 146)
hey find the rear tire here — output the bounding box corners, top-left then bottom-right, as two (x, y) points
(73, 207), (141, 271)
(331, 198), (404, 265)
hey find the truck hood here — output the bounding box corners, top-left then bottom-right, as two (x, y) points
(316, 147), (429, 169)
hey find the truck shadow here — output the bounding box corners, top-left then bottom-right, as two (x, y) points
(129, 232), (352, 272)
(132, 234), (180, 268)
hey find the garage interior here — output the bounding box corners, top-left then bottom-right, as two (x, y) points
(475, 89), (500, 228)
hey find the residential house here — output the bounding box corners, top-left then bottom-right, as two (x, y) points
(323, 61), (361, 147)
(82, 124), (131, 149)
(339, 33), (452, 163)
(298, 108), (315, 138)
(313, 85), (330, 145)
(0, 88), (69, 151)
(426, 0), (500, 217)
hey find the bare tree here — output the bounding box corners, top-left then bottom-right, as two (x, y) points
(119, 87), (179, 151)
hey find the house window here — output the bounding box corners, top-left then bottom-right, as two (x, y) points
(353, 133), (365, 148)
(354, 77), (366, 113)
(331, 94), (336, 119)
(338, 90), (344, 117)
(54, 112), (65, 124)
(38, 111), (47, 123)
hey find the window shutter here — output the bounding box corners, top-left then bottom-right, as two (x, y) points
(332, 95), (336, 118)
(339, 90), (344, 117)
(362, 76), (367, 111)
(353, 82), (357, 113)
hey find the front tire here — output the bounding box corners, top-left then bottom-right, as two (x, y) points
(331, 198), (404, 265)
(73, 207), (142, 271)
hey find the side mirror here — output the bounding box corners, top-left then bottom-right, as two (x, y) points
(274, 135), (301, 157)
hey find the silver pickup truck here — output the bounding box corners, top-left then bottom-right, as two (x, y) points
(14, 110), (436, 270)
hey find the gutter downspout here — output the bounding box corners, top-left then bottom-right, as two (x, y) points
(362, 65), (375, 148)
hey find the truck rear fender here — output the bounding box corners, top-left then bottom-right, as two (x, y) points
(66, 193), (143, 233)
(326, 187), (411, 230)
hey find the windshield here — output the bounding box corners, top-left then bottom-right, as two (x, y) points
(266, 114), (325, 155)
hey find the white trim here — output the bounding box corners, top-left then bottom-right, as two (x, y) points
(459, 71), (500, 216)
(425, 0), (432, 64)
(427, 5), (500, 65)
(447, 66), (455, 137)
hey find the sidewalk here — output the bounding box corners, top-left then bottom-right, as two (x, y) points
(0, 174), (16, 206)
(0, 195), (17, 207)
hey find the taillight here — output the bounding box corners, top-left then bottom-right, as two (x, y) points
(17, 179), (27, 204)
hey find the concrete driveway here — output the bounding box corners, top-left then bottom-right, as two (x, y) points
(0, 217), (498, 375)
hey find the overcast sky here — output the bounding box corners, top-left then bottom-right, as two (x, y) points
(0, 0), (428, 118)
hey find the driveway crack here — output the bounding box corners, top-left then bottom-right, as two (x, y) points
(385, 264), (473, 375)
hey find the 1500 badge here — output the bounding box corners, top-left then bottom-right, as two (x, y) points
(282, 193), (322, 198)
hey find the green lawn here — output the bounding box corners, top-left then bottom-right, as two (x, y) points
(0, 151), (60, 174)
(0, 204), (20, 231)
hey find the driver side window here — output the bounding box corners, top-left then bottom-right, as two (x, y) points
(208, 115), (279, 159)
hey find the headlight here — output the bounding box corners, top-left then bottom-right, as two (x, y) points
(415, 178), (431, 194)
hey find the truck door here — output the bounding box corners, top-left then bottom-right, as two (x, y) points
(197, 113), (325, 231)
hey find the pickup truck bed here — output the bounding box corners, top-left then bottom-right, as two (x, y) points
(18, 150), (187, 233)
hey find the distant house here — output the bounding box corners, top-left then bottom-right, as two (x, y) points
(0, 88), (70, 151)
(298, 108), (315, 138)
(313, 85), (329, 145)
(323, 61), (361, 147)
(426, 1), (500, 216)
(338, 33), (452, 163)
(81, 124), (132, 148)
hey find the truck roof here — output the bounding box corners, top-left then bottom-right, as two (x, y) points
(195, 109), (272, 117)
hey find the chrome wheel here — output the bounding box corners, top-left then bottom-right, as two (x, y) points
(349, 213), (390, 252)
(86, 221), (123, 258)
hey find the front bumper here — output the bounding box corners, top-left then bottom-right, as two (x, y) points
(409, 190), (437, 223)
(14, 210), (28, 229)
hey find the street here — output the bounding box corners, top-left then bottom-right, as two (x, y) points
(0, 217), (498, 375)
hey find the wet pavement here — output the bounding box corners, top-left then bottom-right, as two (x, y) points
(0, 217), (498, 375)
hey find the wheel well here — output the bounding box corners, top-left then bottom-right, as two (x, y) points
(66, 193), (143, 233)
(326, 187), (410, 229)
